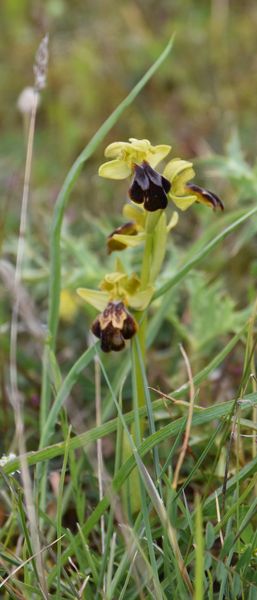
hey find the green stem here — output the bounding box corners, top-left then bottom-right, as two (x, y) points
(141, 233), (153, 289)
(133, 313), (147, 415)
(126, 210), (154, 512)
(140, 211), (162, 288)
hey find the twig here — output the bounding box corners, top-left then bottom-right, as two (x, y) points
(215, 491), (224, 546)
(9, 35), (49, 598)
(94, 352), (105, 559)
(172, 344), (195, 490)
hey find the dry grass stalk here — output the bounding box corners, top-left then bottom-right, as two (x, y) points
(172, 344), (195, 491)
(9, 35), (49, 598)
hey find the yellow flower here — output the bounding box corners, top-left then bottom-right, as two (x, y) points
(107, 221), (142, 253)
(107, 204), (146, 253)
(77, 262), (154, 312)
(99, 138), (171, 179)
(107, 202), (178, 255)
(77, 262), (153, 352)
(99, 138), (172, 212)
(163, 158), (224, 211)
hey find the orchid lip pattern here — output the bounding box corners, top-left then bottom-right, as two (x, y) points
(129, 161), (171, 212)
(92, 301), (138, 352)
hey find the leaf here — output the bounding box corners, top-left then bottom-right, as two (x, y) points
(205, 522), (216, 550)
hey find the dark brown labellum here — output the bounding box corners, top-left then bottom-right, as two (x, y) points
(129, 161), (171, 212)
(91, 301), (138, 352)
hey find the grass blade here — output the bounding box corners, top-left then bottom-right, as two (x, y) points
(153, 206), (257, 301)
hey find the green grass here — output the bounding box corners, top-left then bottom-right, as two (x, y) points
(1, 15), (257, 600)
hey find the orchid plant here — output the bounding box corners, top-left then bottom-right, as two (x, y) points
(77, 138), (223, 354)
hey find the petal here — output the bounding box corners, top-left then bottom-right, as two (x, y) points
(100, 324), (116, 352)
(123, 273), (140, 295)
(111, 232), (146, 247)
(108, 221), (138, 238)
(167, 211), (179, 231)
(163, 158), (195, 186)
(77, 288), (110, 311)
(128, 286), (154, 310)
(91, 317), (101, 338)
(104, 141), (131, 158)
(129, 179), (145, 204)
(147, 144), (172, 167)
(144, 162), (163, 186)
(98, 159), (131, 179)
(128, 138), (151, 151)
(173, 167), (195, 196)
(122, 314), (138, 339)
(110, 331), (125, 352)
(186, 183), (224, 210)
(103, 272), (126, 285)
(123, 203), (146, 229)
(144, 181), (168, 211)
(168, 192), (197, 211)
(133, 164), (149, 190)
(107, 222), (138, 253)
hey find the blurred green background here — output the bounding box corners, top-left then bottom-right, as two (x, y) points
(1, 0), (257, 444)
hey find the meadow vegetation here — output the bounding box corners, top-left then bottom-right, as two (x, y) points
(1, 1), (257, 598)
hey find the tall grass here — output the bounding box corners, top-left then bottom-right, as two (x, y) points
(1, 32), (257, 600)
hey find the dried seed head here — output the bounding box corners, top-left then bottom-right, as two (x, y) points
(17, 86), (40, 114)
(33, 34), (49, 91)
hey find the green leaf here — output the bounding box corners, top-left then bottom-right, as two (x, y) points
(205, 522), (216, 550)
(220, 532), (235, 559)
(236, 546), (252, 571)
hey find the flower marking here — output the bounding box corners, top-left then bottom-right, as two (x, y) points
(92, 301), (137, 352)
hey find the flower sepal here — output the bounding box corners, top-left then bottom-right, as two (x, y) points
(77, 262), (154, 313)
(77, 288), (110, 311)
(163, 157), (224, 211)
